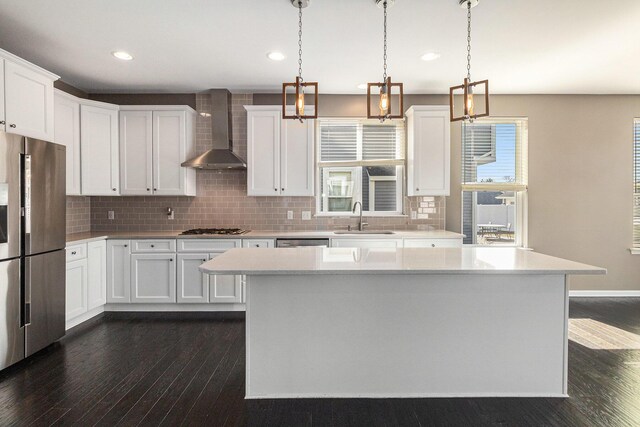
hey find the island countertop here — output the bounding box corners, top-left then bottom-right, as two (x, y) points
(199, 247), (606, 276)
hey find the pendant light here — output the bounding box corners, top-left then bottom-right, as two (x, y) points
(367, 0), (403, 121)
(282, 0), (318, 121)
(449, 0), (489, 122)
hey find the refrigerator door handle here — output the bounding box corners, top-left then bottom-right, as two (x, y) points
(22, 256), (31, 327)
(22, 154), (31, 235)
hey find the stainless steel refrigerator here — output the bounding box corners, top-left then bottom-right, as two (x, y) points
(0, 131), (66, 371)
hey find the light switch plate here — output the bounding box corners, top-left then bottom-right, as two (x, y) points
(287, 210), (294, 220)
(302, 211), (311, 220)
(108, 211), (115, 220)
(410, 210), (417, 220)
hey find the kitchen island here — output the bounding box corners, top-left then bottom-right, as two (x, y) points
(200, 247), (605, 399)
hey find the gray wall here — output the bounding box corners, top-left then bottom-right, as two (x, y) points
(256, 93), (640, 291)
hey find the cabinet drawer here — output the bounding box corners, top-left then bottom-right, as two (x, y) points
(403, 238), (463, 248)
(177, 239), (241, 253)
(66, 243), (87, 261)
(242, 239), (275, 248)
(131, 239), (176, 253)
(331, 238), (403, 249)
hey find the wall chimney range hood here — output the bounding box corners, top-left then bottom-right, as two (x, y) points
(181, 89), (247, 170)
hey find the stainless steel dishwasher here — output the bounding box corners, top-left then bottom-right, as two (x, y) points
(276, 238), (330, 248)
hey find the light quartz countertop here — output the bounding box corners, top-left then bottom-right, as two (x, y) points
(65, 230), (465, 245)
(199, 247), (606, 276)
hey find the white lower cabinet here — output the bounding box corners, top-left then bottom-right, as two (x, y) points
(65, 240), (107, 327)
(209, 252), (242, 304)
(87, 240), (107, 310)
(331, 238), (404, 248)
(107, 240), (131, 303)
(131, 254), (176, 303)
(66, 258), (88, 320)
(177, 253), (210, 303)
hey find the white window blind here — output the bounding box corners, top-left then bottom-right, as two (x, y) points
(462, 118), (528, 191)
(318, 119), (405, 167)
(634, 119), (640, 249)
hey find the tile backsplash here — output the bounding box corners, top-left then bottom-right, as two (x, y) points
(69, 92), (446, 233)
(66, 196), (91, 234)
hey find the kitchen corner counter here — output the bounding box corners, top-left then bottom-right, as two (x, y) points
(66, 229), (465, 245)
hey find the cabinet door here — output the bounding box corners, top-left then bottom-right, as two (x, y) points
(107, 240), (131, 303)
(54, 91), (81, 195)
(131, 254), (176, 303)
(120, 110), (153, 195)
(87, 240), (107, 310)
(280, 117), (314, 196)
(0, 59), (5, 131)
(209, 252), (242, 303)
(247, 109), (280, 196)
(66, 258), (88, 320)
(81, 104), (120, 195)
(4, 60), (54, 141)
(177, 253), (209, 303)
(407, 107), (450, 196)
(331, 238), (403, 248)
(153, 110), (186, 195)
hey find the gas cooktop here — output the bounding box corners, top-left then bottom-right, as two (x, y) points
(180, 228), (250, 236)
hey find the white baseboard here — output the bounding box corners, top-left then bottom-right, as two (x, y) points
(569, 291), (640, 297)
(104, 303), (246, 312)
(66, 305), (105, 330)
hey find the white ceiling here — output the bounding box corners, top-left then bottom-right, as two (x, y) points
(0, 0), (638, 94)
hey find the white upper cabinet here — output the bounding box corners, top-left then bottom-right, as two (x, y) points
(280, 116), (315, 196)
(80, 101), (120, 195)
(406, 106), (451, 196)
(246, 107), (280, 196)
(119, 106), (196, 196)
(119, 110), (153, 195)
(0, 49), (58, 141)
(245, 106), (314, 197)
(0, 60), (5, 130)
(54, 90), (81, 195)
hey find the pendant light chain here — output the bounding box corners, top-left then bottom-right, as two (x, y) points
(383, 0), (388, 81)
(466, 0), (472, 81)
(298, 1), (303, 81)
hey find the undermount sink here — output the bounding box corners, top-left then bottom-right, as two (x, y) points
(333, 230), (395, 235)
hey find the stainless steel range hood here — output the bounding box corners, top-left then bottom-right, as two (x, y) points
(181, 89), (247, 170)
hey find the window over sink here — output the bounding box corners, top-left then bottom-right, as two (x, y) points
(316, 119), (405, 215)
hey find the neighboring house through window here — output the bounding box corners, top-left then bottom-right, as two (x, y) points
(461, 118), (528, 246)
(317, 119), (405, 215)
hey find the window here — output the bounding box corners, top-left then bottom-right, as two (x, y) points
(317, 119), (405, 215)
(461, 118), (528, 246)
(633, 119), (640, 252)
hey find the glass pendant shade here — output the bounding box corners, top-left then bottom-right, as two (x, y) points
(367, 77), (403, 120)
(282, 76), (318, 120)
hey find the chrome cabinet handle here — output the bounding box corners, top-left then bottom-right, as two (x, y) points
(9, 124), (16, 128)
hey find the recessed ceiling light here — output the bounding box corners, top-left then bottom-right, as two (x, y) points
(112, 51), (133, 61)
(267, 51), (286, 61)
(421, 52), (441, 61)
(357, 83), (368, 90)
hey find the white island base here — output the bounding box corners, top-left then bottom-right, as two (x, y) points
(246, 273), (568, 399)
(200, 247), (605, 399)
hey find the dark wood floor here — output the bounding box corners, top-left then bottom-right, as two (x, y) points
(1, 299), (640, 426)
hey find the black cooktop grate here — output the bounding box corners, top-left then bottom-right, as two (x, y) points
(180, 228), (249, 236)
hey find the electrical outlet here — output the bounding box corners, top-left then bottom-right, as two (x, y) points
(287, 210), (294, 220)
(410, 210), (417, 220)
(301, 211), (311, 220)
(108, 211), (115, 220)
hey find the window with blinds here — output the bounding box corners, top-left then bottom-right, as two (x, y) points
(317, 119), (405, 214)
(461, 118), (528, 246)
(633, 119), (640, 250)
